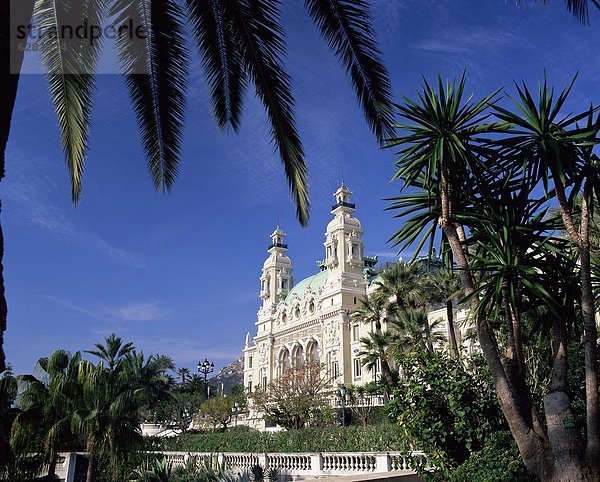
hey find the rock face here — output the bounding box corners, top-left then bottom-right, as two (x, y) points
(209, 357), (243, 395)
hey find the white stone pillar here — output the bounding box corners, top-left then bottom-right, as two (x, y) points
(375, 453), (390, 473)
(310, 453), (322, 475)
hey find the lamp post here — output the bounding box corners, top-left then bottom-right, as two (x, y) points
(337, 383), (349, 426)
(232, 401), (242, 427)
(197, 358), (214, 399)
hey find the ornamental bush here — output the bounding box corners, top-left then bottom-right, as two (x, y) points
(448, 431), (532, 482)
(159, 425), (406, 453)
(387, 350), (506, 471)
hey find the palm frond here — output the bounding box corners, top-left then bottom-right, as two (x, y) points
(186, 0), (247, 131)
(225, 0), (309, 225)
(35, 0), (105, 202)
(304, 0), (394, 141)
(111, 0), (188, 192)
(517, 0), (600, 24)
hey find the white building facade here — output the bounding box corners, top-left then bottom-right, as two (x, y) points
(242, 183), (469, 428)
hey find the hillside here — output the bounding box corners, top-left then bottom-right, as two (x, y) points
(209, 357), (243, 395)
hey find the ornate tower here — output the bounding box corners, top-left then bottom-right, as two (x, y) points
(324, 181), (364, 275)
(259, 226), (293, 311)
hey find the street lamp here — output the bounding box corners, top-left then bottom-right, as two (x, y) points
(197, 358), (214, 398)
(232, 401), (242, 427)
(336, 383), (350, 427)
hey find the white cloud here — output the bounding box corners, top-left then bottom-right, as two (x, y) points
(106, 302), (167, 322)
(4, 150), (145, 268)
(412, 27), (522, 55)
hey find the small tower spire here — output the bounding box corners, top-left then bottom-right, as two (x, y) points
(260, 225), (293, 309)
(324, 181), (363, 274)
(269, 224), (286, 249)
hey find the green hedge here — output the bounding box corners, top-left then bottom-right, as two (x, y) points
(448, 432), (532, 482)
(159, 425), (406, 453)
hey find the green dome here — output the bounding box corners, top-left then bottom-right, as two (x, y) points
(285, 269), (328, 304)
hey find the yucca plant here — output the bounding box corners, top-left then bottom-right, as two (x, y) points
(386, 74), (600, 479)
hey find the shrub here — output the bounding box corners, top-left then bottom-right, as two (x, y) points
(387, 350), (506, 470)
(448, 431), (532, 482)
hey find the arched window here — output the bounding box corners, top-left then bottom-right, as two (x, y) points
(278, 348), (290, 375)
(306, 341), (320, 363)
(292, 344), (304, 366)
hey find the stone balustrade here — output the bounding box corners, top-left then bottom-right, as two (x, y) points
(48, 450), (426, 480)
(158, 450), (426, 478)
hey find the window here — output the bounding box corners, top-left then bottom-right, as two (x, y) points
(354, 358), (362, 378)
(332, 361), (339, 379)
(371, 358), (380, 380)
(262, 376), (267, 390)
(295, 306), (301, 318)
(352, 324), (360, 342)
(248, 356), (253, 369)
(282, 279), (288, 291)
(247, 381), (252, 393)
(309, 301), (315, 313)
(331, 298), (334, 307)
(353, 297), (357, 305)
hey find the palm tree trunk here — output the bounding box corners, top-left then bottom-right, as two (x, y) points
(423, 315), (434, 353)
(47, 457), (57, 478)
(544, 314), (589, 480)
(380, 356), (394, 387)
(0, 0), (35, 372)
(441, 221), (552, 479)
(446, 300), (459, 358)
(86, 453), (96, 482)
(554, 179), (600, 472)
(580, 192), (600, 468)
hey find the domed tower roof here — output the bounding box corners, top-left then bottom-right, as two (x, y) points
(323, 181), (364, 274)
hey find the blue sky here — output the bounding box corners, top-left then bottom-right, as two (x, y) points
(5, 0), (600, 374)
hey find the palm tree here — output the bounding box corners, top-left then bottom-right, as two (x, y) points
(351, 292), (390, 332)
(85, 333), (134, 370)
(0, 0), (393, 373)
(0, 370), (19, 478)
(387, 309), (447, 356)
(357, 331), (394, 387)
(151, 354), (175, 373)
(176, 367), (191, 384)
(374, 261), (427, 310)
(423, 270), (462, 357)
(11, 350), (82, 479)
(73, 351), (170, 482)
(183, 373), (206, 395)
